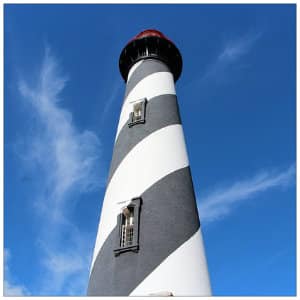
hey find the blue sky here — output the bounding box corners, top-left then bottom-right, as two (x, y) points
(4, 4), (296, 296)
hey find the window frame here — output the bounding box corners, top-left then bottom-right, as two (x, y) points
(114, 197), (142, 256)
(128, 98), (147, 127)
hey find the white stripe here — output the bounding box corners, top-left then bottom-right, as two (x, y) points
(115, 71), (175, 141)
(91, 124), (189, 270)
(130, 229), (212, 296)
(127, 60), (143, 81)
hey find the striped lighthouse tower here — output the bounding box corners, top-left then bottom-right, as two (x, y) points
(88, 29), (211, 296)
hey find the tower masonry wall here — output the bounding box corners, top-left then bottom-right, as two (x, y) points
(88, 58), (211, 296)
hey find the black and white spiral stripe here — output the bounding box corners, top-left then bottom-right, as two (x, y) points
(88, 59), (211, 296)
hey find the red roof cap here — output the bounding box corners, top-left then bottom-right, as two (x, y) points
(128, 29), (173, 44)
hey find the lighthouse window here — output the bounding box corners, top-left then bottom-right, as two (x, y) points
(133, 103), (142, 120)
(114, 197), (142, 256)
(128, 98), (147, 127)
(120, 207), (134, 247)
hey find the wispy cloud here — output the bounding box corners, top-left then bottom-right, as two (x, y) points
(265, 247), (290, 267)
(37, 222), (92, 295)
(4, 249), (30, 296)
(198, 164), (295, 224)
(201, 31), (262, 83)
(180, 31), (262, 96)
(16, 48), (103, 295)
(218, 32), (262, 63)
(100, 79), (122, 124)
(18, 48), (103, 214)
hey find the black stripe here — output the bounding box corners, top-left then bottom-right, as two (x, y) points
(125, 59), (172, 100)
(88, 167), (200, 296)
(107, 94), (181, 185)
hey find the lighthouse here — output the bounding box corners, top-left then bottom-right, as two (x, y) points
(87, 29), (211, 296)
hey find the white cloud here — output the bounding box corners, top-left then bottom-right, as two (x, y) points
(16, 48), (104, 295)
(180, 31), (262, 95)
(4, 249), (30, 296)
(18, 48), (103, 215)
(198, 164), (295, 224)
(100, 78), (122, 124)
(4, 281), (27, 296)
(39, 236), (90, 295)
(218, 32), (262, 63)
(4, 281), (29, 296)
(201, 31), (262, 84)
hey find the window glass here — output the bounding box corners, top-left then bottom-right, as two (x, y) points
(121, 207), (134, 247)
(128, 98), (147, 127)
